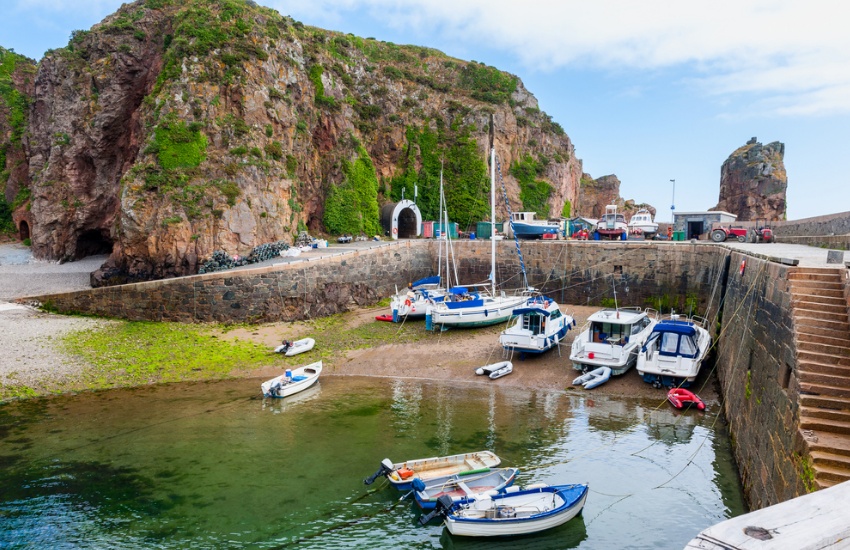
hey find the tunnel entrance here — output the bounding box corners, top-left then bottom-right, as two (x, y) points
(18, 220), (29, 241)
(380, 199), (422, 240)
(75, 229), (114, 259)
(398, 207), (418, 238)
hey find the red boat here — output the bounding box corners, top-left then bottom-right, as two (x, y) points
(375, 314), (394, 322)
(667, 388), (705, 410)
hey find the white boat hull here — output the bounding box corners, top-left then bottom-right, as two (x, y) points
(636, 316), (711, 386)
(445, 484), (588, 537)
(274, 337), (315, 356)
(261, 361), (322, 398)
(476, 361), (513, 379)
(430, 294), (527, 328)
(569, 308), (658, 375)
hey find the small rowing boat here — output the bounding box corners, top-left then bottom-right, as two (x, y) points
(475, 361), (513, 379)
(412, 467), (519, 509)
(572, 366), (611, 390)
(261, 361), (322, 398)
(364, 450), (502, 491)
(274, 337), (315, 356)
(667, 387), (705, 410)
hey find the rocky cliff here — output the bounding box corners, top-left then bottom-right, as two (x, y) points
(576, 173), (655, 220)
(0, 47), (36, 233)
(2, 0), (585, 285)
(712, 137), (787, 221)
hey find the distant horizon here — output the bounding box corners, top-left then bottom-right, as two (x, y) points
(3, 0), (849, 222)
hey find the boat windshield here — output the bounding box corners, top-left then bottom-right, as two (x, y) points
(659, 332), (699, 358)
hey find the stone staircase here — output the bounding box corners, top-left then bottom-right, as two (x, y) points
(789, 267), (850, 489)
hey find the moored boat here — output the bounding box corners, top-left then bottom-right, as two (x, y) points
(261, 361), (322, 398)
(627, 209), (658, 239)
(636, 313), (711, 388)
(475, 361), (513, 379)
(390, 276), (445, 321)
(509, 211), (560, 239)
(364, 450), (502, 491)
(423, 483), (589, 537)
(413, 467), (519, 509)
(569, 307), (658, 375)
(275, 337), (315, 356)
(667, 387), (705, 410)
(594, 205), (628, 240)
(572, 366), (611, 390)
(499, 296), (575, 355)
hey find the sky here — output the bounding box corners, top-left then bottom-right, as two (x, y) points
(3, 0), (849, 221)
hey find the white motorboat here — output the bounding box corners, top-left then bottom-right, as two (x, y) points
(475, 361), (513, 379)
(364, 450), (502, 491)
(572, 366), (611, 390)
(260, 361), (322, 398)
(628, 208), (658, 239)
(274, 337), (315, 356)
(636, 313), (712, 388)
(569, 307), (659, 375)
(593, 204), (628, 240)
(499, 296), (575, 355)
(424, 483), (589, 537)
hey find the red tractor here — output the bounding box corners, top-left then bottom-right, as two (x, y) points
(710, 225), (749, 243)
(747, 219), (775, 243)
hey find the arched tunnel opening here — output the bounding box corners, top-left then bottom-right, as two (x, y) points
(398, 207), (418, 238)
(18, 221), (30, 241)
(75, 229), (114, 259)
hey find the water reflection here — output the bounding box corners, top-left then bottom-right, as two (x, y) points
(0, 376), (745, 549)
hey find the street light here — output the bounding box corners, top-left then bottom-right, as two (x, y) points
(670, 179), (676, 224)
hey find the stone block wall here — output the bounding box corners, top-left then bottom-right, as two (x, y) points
(713, 251), (808, 508)
(31, 242), (433, 323)
(28, 238), (814, 507)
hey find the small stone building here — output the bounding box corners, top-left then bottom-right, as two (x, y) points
(673, 211), (737, 239)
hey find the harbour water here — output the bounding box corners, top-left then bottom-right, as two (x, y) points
(0, 376), (745, 548)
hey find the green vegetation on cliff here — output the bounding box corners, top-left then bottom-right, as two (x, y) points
(511, 154), (553, 217)
(0, 46), (34, 234)
(323, 146), (381, 235)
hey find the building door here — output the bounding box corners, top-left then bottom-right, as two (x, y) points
(687, 221), (704, 239)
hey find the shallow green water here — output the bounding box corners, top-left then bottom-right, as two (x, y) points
(0, 376), (745, 548)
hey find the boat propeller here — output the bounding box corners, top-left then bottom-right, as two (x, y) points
(418, 494), (455, 525)
(363, 458), (394, 485)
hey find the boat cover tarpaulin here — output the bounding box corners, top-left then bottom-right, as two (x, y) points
(412, 276), (440, 288)
(653, 320), (697, 336)
(512, 307), (552, 317)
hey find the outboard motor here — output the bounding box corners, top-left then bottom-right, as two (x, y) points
(418, 494), (456, 525)
(364, 458), (394, 485)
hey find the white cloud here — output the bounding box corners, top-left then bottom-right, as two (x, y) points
(269, 0), (850, 116)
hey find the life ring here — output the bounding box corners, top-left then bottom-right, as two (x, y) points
(404, 299), (412, 307)
(740, 259), (746, 275)
(392, 227), (398, 235)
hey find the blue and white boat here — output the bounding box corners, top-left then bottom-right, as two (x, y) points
(636, 313), (712, 388)
(390, 276), (445, 321)
(499, 296), (575, 355)
(509, 212), (560, 239)
(413, 467), (519, 509)
(422, 483), (589, 537)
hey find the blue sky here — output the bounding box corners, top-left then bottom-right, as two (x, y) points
(3, 0), (848, 221)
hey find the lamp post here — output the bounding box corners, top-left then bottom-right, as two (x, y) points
(670, 179), (676, 224)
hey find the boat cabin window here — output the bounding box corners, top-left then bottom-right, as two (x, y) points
(591, 322), (629, 345)
(550, 309), (562, 320)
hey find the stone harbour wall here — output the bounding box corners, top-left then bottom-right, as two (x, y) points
(28, 238), (810, 507)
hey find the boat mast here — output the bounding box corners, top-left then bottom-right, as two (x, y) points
(438, 164), (444, 287)
(489, 116), (497, 296)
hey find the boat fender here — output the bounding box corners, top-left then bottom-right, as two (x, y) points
(504, 486), (520, 494)
(404, 299), (412, 307)
(740, 259), (746, 275)
(412, 478), (426, 492)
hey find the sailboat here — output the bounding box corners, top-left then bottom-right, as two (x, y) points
(428, 119), (532, 329)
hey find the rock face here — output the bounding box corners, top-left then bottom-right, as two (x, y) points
(576, 173), (655, 220)
(0, 47), (36, 231)
(713, 137), (787, 221)
(1, 0), (584, 285)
